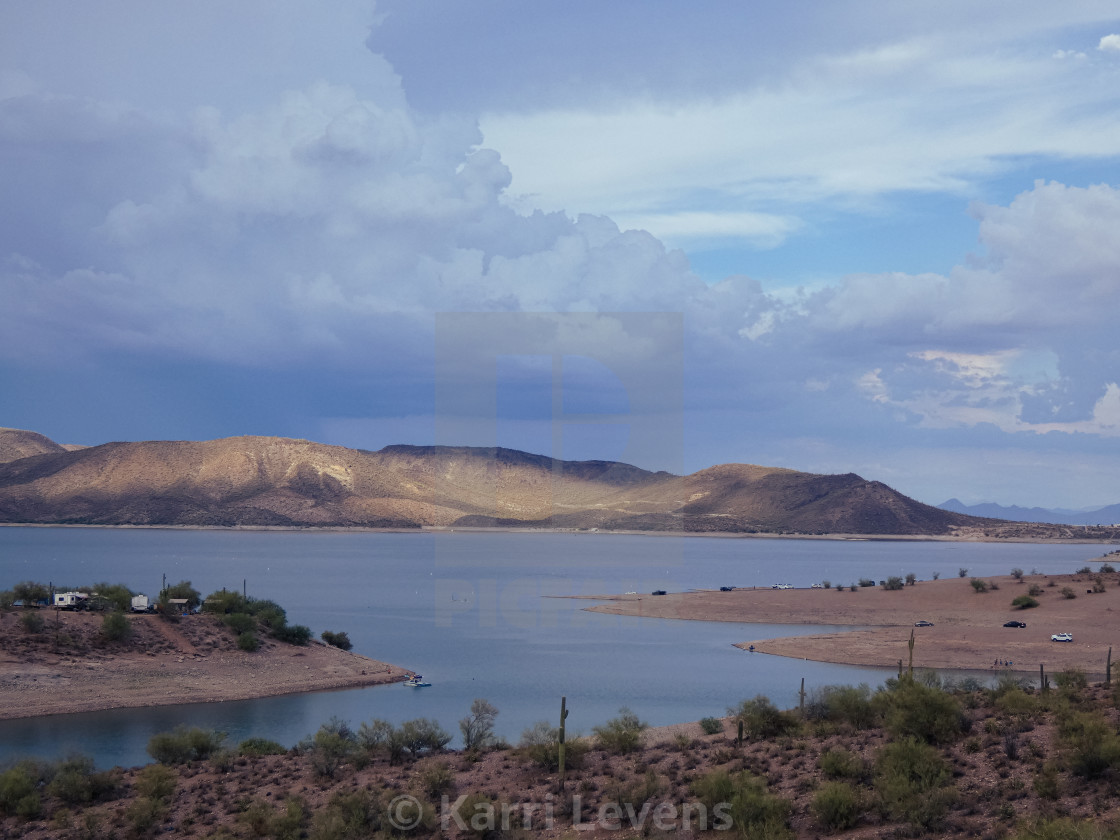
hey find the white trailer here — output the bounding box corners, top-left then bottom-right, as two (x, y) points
(53, 591), (87, 609)
(131, 594), (150, 612)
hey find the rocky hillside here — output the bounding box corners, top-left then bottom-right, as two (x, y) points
(0, 427), (69, 464)
(0, 428), (1054, 536)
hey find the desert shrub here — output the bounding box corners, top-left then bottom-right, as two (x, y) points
(1029, 583), (1044, 596)
(593, 707), (648, 754)
(320, 630), (352, 651)
(134, 763), (177, 802)
(239, 737), (287, 756)
(1101, 563), (1116, 574)
(400, 718), (452, 756)
(1055, 668), (1088, 694)
(223, 612), (256, 634)
(690, 770), (792, 837)
(905, 572), (917, 585)
(813, 781), (862, 832)
(517, 721), (588, 771)
(1061, 587), (1077, 599)
(159, 580), (201, 611)
(874, 737), (955, 830)
(12, 581), (49, 604)
(147, 725), (226, 764)
(874, 676), (965, 745)
(958, 568), (968, 577)
(821, 580), (831, 589)
(0, 763), (41, 818)
(0, 590), (14, 610)
(1076, 566), (1092, 574)
(203, 589), (249, 615)
(459, 698), (499, 752)
(970, 578), (989, 593)
(1011, 568), (1024, 581)
(806, 684), (876, 729)
(699, 716), (724, 735)
(1059, 711), (1120, 779)
(1092, 577), (1106, 593)
(730, 695), (800, 741)
(819, 747), (867, 780)
(882, 576), (904, 590)
(417, 761), (455, 799)
(1010, 818), (1120, 840)
(931, 571), (940, 580)
(19, 610), (44, 634)
(237, 631), (260, 651)
(46, 754), (120, 804)
(997, 688), (1039, 718)
(1011, 595), (1039, 609)
(1032, 764), (1061, 801)
(126, 796), (166, 836)
(858, 578), (875, 587)
(300, 717), (358, 779)
(273, 623), (311, 645)
(101, 610), (131, 641)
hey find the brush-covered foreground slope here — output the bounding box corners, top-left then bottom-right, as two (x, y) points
(0, 429), (987, 535)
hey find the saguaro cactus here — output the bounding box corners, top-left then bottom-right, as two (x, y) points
(908, 629), (915, 677)
(558, 696), (569, 789)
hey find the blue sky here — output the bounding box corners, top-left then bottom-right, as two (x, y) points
(2, 1), (1120, 509)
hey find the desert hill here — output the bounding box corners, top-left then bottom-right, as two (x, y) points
(0, 428), (1109, 537)
(0, 427), (69, 464)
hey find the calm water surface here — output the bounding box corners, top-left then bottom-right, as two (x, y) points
(0, 527), (1108, 767)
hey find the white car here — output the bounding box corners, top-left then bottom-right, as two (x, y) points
(1051, 632), (1073, 642)
(770, 583), (794, 590)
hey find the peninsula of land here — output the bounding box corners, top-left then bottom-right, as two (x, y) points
(0, 610), (410, 720)
(584, 569), (1120, 675)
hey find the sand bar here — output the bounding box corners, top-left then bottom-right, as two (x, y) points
(583, 571), (1120, 675)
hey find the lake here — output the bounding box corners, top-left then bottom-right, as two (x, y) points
(0, 527), (1108, 767)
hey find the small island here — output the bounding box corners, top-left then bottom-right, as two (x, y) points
(0, 582), (410, 720)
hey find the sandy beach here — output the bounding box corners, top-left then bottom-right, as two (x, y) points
(584, 570), (1120, 675)
(0, 610), (409, 720)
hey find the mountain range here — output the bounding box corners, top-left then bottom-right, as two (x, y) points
(0, 427), (1115, 539)
(939, 498), (1120, 527)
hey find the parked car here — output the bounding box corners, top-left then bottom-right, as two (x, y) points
(1051, 632), (1073, 642)
(1003, 620), (1027, 628)
(771, 583), (794, 590)
(651, 590), (667, 596)
(719, 586), (735, 592)
(914, 620), (934, 627)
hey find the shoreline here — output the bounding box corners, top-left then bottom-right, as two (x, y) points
(0, 611), (410, 721)
(582, 570), (1120, 675)
(2, 521), (1118, 545)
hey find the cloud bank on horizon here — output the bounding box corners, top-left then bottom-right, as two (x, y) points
(1, 0), (1119, 510)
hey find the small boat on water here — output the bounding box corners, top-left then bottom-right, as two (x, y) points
(404, 674), (431, 687)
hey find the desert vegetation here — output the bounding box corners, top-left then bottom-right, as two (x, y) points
(4, 673), (1120, 838)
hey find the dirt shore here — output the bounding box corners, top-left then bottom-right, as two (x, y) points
(0, 611), (410, 720)
(584, 570), (1120, 675)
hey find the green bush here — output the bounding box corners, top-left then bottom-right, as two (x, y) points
(12, 581), (48, 604)
(812, 781), (862, 832)
(299, 717), (357, 779)
(1011, 568), (1025, 581)
(239, 737), (288, 756)
(0, 764), (41, 818)
(101, 610), (131, 641)
(819, 747), (867, 780)
(1061, 587), (1077, 599)
(806, 684), (876, 729)
(874, 677), (965, 745)
(20, 610), (45, 633)
(147, 726), (227, 764)
(874, 737), (955, 830)
(593, 707), (648, 754)
(699, 716), (724, 735)
(45, 755), (119, 804)
(321, 630), (352, 651)
(237, 631), (260, 651)
(970, 577), (989, 592)
(1101, 563), (1116, 574)
(730, 695), (800, 740)
(695, 771), (793, 839)
(517, 721), (588, 772)
(273, 623), (311, 645)
(126, 796), (166, 836)
(882, 576), (904, 590)
(1011, 595), (1039, 609)
(223, 612), (256, 634)
(400, 717), (452, 756)
(1029, 583), (1044, 596)
(418, 761), (455, 799)
(958, 568), (968, 577)
(1059, 710), (1120, 779)
(309, 789), (384, 840)
(134, 763), (177, 802)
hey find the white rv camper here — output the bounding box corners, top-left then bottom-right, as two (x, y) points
(131, 594), (150, 612)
